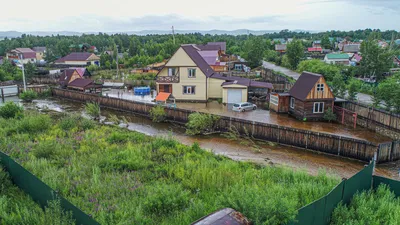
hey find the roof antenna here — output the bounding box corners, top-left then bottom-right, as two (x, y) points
(172, 26), (176, 45)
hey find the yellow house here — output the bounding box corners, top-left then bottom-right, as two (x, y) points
(156, 44), (272, 103)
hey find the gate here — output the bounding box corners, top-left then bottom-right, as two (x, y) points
(333, 106), (357, 129)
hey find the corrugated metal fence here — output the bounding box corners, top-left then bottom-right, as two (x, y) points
(0, 151), (100, 225)
(288, 162), (400, 225)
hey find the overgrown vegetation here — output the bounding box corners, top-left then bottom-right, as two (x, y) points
(0, 101), (23, 119)
(0, 108), (340, 225)
(186, 112), (221, 135)
(20, 90), (38, 102)
(150, 105), (166, 122)
(0, 168), (75, 225)
(331, 184), (400, 225)
(85, 102), (100, 120)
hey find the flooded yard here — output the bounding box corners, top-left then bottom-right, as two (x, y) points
(6, 96), (398, 180)
(102, 89), (390, 143)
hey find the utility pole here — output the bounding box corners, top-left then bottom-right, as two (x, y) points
(172, 26), (176, 45)
(19, 54), (27, 91)
(116, 45), (119, 79)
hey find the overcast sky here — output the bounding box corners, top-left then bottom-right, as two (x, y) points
(1, 0), (399, 32)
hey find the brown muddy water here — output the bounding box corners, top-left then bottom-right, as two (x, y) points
(5, 97), (399, 180)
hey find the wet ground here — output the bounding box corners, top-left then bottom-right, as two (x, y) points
(102, 89), (390, 143)
(262, 61), (301, 80)
(5, 96), (398, 180)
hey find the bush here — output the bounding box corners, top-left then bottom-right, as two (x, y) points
(0, 101), (23, 119)
(186, 113), (220, 135)
(20, 90), (38, 102)
(141, 183), (191, 216)
(149, 105), (166, 122)
(59, 114), (78, 131)
(17, 113), (51, 134)
(85, 102), (100, 120)
(323, 108), (336, 122)
(331, 184), (400, 225)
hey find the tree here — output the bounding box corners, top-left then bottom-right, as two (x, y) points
(24, 62), (37, 79)
(359, 34), (397, 81)
(331, 74), (346, 97)
(321, 35), (331, 49)
(347, 79), (362, 101)
(242, 36), (266, 68)
(286, 39), (304, 70)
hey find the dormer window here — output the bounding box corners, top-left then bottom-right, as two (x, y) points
(317, 83), (324, 92)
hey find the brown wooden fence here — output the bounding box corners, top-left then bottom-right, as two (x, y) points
(343, 101), (400, 132)
(50, 88), (388, 163)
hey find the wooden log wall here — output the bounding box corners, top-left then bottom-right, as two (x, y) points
(51, 88), (386, 163)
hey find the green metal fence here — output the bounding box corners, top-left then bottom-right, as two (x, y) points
(288, 162), (375, 225)
(373, 175), (400, 197)
(0, 151), (100, 225)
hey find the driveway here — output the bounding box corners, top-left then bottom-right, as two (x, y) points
(262, 61), (301, 80)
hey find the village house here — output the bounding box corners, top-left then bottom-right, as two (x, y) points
(54, 52), (100, 67)
(324, 53), (349, 65)
(6, 48), (36, 64)
(156, 44), (272, 103)
(32, 47), (46, 61)
(342, 44), (361, 53)
(312, 40), (321, 48)
(59, 69), (82, 88)
(270, 72), (334, 120)
(308, 47), (323, 53)
(67, 78), (102, 93)
(288, 72), (334, 120)
(275, 44), (287, 53)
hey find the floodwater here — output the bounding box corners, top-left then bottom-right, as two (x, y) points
(101, 89), (390, 143)
(9, 97), (398, 180)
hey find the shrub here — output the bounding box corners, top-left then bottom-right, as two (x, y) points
(17, 113), (51, 134)
(0, 101), (23, 119)
(149, 105), (166, 122)
(186, 112), (220, 135)
(141, 183), (191, 216)
(331, 184), (400, 225)
(80, 118), (96, 130)
(59, 114), (78, 131)
(85, 102), (100, 120)
(20, 90), (38, 102)
(323, 108), (336, 122)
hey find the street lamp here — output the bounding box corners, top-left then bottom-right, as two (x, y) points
(18, 53), (27, 91)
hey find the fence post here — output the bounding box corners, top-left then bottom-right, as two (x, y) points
(338, 136), (341, 156)
(277, 125), (280, 143)
(252, 121), (255, 136)
(1, 88), (4, 103)
(305, 132), (308, 149)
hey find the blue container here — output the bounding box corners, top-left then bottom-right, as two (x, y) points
(134, 86), (151, 95)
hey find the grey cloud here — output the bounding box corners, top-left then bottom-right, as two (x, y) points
(305, 0), (400, 11)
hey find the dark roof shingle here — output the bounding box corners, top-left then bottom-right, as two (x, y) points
(181, 45), (214, 77)
(55, 52), (94, 63)
(68, 78), (94, 88)
(289, 71), (322, 101)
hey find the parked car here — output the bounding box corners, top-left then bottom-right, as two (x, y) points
(232, 102), (257, 112)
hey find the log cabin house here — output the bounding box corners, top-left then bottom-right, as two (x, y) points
(269, 71), (334, 121)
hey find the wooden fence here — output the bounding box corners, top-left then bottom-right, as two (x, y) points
(51, 88), (390, 163)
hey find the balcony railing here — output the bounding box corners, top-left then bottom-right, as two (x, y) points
(156, 75), (180, 83)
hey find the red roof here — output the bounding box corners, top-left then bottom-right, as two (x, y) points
(308, 47), (322, 52)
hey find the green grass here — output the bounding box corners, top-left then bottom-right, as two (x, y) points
(331, 184), (400, 225)
(0, 167), (75, 225)
(0, 111), (340, 225)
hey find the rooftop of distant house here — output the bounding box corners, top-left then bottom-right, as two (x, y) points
(326, 53), (349, 60)
(55, 52), (99, 63)
(32, 47), (46, 53)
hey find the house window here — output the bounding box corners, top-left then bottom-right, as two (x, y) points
(270, 95), (278, 106)
(313, 102), (324, 113)
(168, 68), (176, 76)
(188, 68), (196, 78)
(234, 64), (242, 71)
(183, 86), (195, 95)
(316, 83), (324, 92)
(290, 97), (295, 109)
